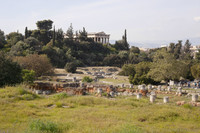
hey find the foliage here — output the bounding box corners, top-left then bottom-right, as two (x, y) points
(14, 54), (54, 77)
(53, 93), (68, 100)
(82, 76), (93, 83)
(22, 69), (35, 84)
(64, 62), (77, 73)
(29, 119), (62, 133)
(0, 29), (6, 49)
(6, 32), (24, 47)
(66, 23), (74, 40)
(191, 63), (200, 79)
(119, 64), (135, 76)
(129, 62), (156, 85)
(0, 52), (22, 87)
(36, 19), (53, 31)
(148, 49), (187, 81)
(114, 29), (129, 50)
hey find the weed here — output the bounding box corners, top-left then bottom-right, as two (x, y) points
(183, 104), (193, 109)
(56, 102), (63, 108)
(53, 93), (68, 100)
(28, 119), (63, 133)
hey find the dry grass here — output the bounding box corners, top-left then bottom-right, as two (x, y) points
(0, 86), (200, 133)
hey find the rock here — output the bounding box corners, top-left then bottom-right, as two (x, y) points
(148, 85), (152, 90)
(163, 96), (169, 103)
(137, 93), (142, 99)
(35, 90), (42, 94)
(192, 94), (198, 102)
(176, 101), (186, 106)
(150, 95), (155, 103)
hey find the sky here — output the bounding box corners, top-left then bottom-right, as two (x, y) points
(0, 0), (200, 47)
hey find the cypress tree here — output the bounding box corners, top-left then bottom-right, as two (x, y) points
(53, 26), (55, 46)
(123, 29), (129, 50)
(25, 27), (28, 39)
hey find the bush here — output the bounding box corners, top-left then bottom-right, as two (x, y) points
(82, 76), (93, 83)
(53, 93), (68, 100)
(14, 54), (54, 77)
(56, 102), (63, 108)
(29, 119), (62, 133)
(119, 64), (135, 76)
(64, 62), (77, 73)
(0, 52), (23, 87)
(22, 69), (35, 84)
(22, 94), (35, 100)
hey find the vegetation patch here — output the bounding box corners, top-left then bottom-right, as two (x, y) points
(28, 119), (63, 133)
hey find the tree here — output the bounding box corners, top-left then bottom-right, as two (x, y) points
(129, 62), (156, 85)
(184, 40), (191, 54)
(9, 41), (27, 56)
(114, 29), (129, 50)
(191, 64), (200, 79)
(168, 43), (175, 53)
(79, 27), (88, 41)
(0, 29), (6, 49)
(119, 64), (135, 76)
(14, 54), (54, 77)
(34, 19), (53, 45)
(130, 46), (140, 54)
(36, 20), (53, 31)
(103, 54), (122, 67)
(6, 32), (24, 47)
(0, 52), (22, 87)
(122, 29), (129, 50)
(52, 26), (56, 46)
(174, 40), (182, 59)
(64, 62), (77, 73)
(148, 49), (187, 82)
(82, 76), (93, 83)
(25, 27), (28, 39)
(66, 23), (74, 40)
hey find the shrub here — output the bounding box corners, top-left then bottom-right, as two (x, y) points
(82, 76), (93, 83)
(64, 62), (77, 73)
(53, 93), (68, 100)
(22, 69), (35, 84)
(56, 102), (63, 108)
(0, 52), (22, 87)
(29, 119), (62, 133)
(22, 94), (35, 100)
(14, 54), (54, 77)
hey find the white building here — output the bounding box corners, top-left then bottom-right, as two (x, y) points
(88, 32), (110, 44)
(65, 31), (110, 44)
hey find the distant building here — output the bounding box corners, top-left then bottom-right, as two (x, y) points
(190, 45), (200, 58)
(87, 32), (110, 44)
(65, 31), (110, 44)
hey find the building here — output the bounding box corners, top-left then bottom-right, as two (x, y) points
(87, 32), (110, 44)
(64, 31), (110, 44)
(190, 45), (200, 58)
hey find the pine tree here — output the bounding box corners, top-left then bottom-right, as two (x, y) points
(79, 27), (88, 41)
(66, 23), (74, 40)
(184, 39), (191, 53)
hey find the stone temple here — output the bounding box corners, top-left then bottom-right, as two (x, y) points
(87, 32), (110, 44)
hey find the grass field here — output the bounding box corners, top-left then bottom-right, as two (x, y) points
(0, 86), (200, 133)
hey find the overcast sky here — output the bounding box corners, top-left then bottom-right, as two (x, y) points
(0, 0), (200, 46)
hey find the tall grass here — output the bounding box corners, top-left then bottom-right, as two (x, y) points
(28, 119), (63, 133)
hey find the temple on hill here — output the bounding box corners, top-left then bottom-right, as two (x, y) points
(87, 32), (110, 44)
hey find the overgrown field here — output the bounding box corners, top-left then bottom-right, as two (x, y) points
(0, 86), (200, 133)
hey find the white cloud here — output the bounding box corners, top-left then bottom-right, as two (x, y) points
(194, 17), (200, 22)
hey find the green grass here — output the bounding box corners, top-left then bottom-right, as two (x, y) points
(0, 86), (200, 133)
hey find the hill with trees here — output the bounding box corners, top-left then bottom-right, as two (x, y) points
(0, 19), (199, 86)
